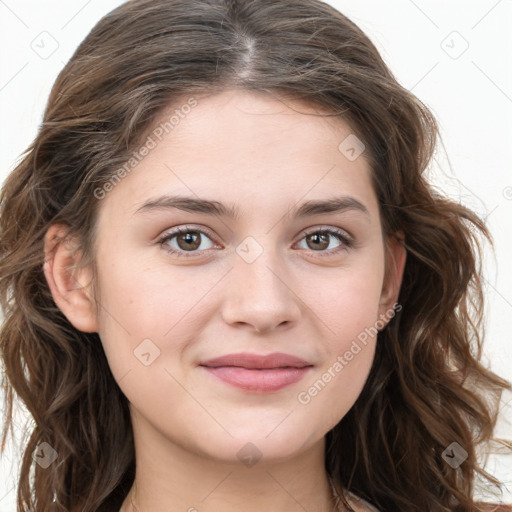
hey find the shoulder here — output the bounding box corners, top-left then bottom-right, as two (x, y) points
(343, 495), (512, 512)
(344, 490), (380, 512)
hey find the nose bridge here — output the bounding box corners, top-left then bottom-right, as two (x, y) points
(221, 234), (301, 332)
(234, 234), (287, 300)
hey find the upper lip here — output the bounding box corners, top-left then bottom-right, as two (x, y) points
(200, 352), (313, 369)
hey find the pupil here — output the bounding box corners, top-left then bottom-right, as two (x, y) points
(178, 232), (200, 250)
(309, 233), (329, 250)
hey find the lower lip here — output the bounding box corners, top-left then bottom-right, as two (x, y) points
(201, 366), (311, 392)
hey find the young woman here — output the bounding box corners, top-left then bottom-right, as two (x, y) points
(0, 1), (510, 511)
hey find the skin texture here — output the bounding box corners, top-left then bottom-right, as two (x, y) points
(43, 90), (406, 512)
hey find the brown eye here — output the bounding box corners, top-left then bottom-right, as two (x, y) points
(297, 228), (351, 254)
(299, 228), (355, 257)
(175, 231), (202, 251)
(305, 232), (330, 251)
(159, 227), (216, 256)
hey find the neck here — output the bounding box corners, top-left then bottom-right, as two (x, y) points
(120, 411), (340, 512)
(124, 473), (340, 512)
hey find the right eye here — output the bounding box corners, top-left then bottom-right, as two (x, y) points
(158, 226), (219, 257)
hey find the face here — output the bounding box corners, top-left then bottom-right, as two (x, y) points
(51, 89), (405, 465)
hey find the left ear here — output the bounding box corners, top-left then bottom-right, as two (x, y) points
(378, 231), (407, 322)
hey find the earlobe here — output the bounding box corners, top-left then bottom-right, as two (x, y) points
(378, 231), (407, 322)
(43, 224), (99, 333)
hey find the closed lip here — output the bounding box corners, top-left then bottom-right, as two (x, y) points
(199, 352), (313, 369)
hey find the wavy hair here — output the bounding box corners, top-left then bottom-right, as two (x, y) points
(0, 0), (510, 510)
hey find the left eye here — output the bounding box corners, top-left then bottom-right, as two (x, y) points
(295, 228), (351, 252)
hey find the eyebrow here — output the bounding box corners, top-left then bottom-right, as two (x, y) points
(134, 195), (370, 219)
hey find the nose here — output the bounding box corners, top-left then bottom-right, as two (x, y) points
(221, 243), (302, 334)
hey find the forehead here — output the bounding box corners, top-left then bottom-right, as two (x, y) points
(161, 89), (356, 155)
(95, 89), (377, 223)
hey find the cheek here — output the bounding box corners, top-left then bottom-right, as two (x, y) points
(293, 255), (384, 428)
(297, 342), (375, 436)
(302, 254), (385, 342)
(93, 250), (222, 377)
(296, 287), (379, 436)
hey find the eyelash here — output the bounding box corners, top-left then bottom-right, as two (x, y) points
(157, 225), (354, 259)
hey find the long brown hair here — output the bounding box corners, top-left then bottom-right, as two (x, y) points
(0, 0), (510, 510)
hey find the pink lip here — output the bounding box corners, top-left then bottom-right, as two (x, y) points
(200, 352), (312, 369)
(199, 352), (313, 393)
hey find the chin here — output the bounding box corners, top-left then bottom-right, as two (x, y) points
(187, 426), (319, 467)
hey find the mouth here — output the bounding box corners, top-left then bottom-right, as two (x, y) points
(199, 352), (313, 393)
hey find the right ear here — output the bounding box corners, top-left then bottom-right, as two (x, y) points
(43, 223), (99, 333)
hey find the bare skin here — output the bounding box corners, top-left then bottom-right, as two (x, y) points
(44, 89), (405, 512)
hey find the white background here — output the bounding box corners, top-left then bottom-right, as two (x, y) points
(0, 0), (511, 509)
